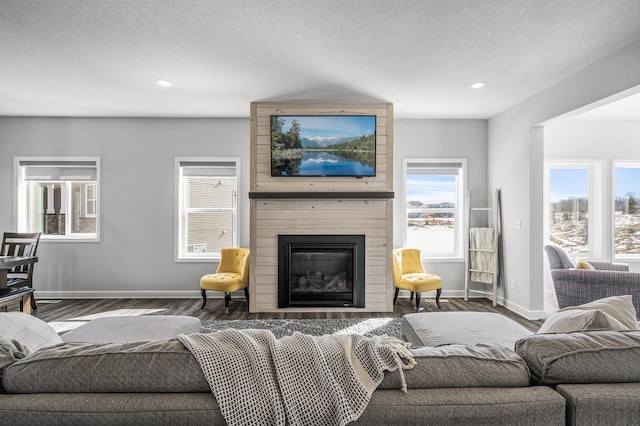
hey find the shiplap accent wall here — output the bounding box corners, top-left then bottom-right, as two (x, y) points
(249, 102), (394, 312)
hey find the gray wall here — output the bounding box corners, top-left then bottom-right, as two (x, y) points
(393, 119), (488, 298)
(0, 118), (249, 297)
(488, 39), (640, 319)
(545, 120), (640, 159)
(1, 116), (488, 299)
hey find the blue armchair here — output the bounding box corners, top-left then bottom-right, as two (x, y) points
(544, 244), (640, 319)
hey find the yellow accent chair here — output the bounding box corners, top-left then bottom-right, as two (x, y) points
(392, 248), (442, 313)
(200, 248), (250, 315)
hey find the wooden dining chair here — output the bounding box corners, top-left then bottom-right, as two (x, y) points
(1, 232), (41, 310)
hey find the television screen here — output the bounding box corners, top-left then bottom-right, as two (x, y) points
(270, 115), (376, 177)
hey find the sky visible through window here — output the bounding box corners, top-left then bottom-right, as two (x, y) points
(550, 167), (639, 201)
(615, 166), (640, 198)
(406, 175), (456, 204)
(549, 169), (588, 202)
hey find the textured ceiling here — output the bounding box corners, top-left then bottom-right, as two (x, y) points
(2, 0), (640, 119)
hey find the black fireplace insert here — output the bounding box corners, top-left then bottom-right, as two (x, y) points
(278, 234), (365, 308)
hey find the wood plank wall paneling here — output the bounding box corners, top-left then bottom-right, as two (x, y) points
(250, 102), (394, 313)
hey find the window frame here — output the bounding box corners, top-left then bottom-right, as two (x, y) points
(85, 183), (97, 218)
(14, 156), (101, 242)
(402, 158), (467, 261)
(175, 157), (239, 262)
(612, 160), (640, 260)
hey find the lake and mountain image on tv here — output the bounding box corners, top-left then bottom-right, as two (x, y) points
(270, 115), (376, 177)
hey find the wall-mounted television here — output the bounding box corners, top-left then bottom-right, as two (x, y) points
(270, 115), (376, 177)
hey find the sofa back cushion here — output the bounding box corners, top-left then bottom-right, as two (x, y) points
(2, 339), (210, 393)
(4, 338), (530, 393)
(515, 330), (640, 385)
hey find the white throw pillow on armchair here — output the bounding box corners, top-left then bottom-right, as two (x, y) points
(0, 312), (63, 355)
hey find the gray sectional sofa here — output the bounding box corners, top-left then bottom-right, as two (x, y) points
(2, 338), (565, 425)
(1, 309), (640, 425)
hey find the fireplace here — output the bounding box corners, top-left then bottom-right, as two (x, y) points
(278, 235), (365, 308)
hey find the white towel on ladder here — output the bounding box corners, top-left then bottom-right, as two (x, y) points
(469, 227), (496, 284)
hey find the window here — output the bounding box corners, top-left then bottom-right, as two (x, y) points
(176, 158), (238, 261)
(544, 161), (603, 258)
(85, 184), (97, 218)
(613, 162), (640, 257)
(547, 167), (590, 253)
(15, 157), (100, 241)
(403, 159), (465, 259)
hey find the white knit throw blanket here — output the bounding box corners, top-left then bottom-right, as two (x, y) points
(178, 329), (415, 426)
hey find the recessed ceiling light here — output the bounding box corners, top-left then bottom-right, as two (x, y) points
(155, 79), (173, 87)
(470, 82), (486, 89)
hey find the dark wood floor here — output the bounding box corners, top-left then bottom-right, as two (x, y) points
(30, 296), (543, 332)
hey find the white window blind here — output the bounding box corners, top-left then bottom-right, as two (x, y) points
(177, 159), (238, 260)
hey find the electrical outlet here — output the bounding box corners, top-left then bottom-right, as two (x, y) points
(510, 279), (516, 289)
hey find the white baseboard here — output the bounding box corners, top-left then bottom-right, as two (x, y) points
(499, 297), (546, 320)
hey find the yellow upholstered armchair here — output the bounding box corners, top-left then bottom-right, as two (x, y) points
(200, 248), (250, 315)
(392, 248), (442, 313)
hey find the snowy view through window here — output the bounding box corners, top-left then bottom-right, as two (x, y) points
(614, 165), (640, 255)
(549, 165), (640, 255)
(548, 168), (589, 254)
(406, 174), (457, 256)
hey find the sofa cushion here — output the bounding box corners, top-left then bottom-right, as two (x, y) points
(354, 387), (566, 426)
(539, 295), (638, 333)
(2, 339), (210, 393)
(61, 315), (202, 343)
(401, 312), (533, 349)
(555, 383), (640, 426)
(515, 330), (640, 385)
(379, 343), (530, 389)
(0, 393), (222, 426)
(0, 312), (63, 355)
